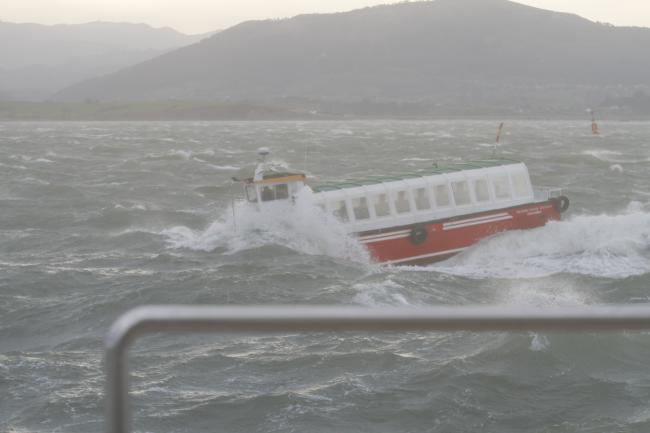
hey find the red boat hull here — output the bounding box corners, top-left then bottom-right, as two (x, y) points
(358, 200), (561, 265)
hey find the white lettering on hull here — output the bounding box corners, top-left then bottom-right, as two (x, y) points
(359, 212), (515, 245)
(442, 213), (512, 231)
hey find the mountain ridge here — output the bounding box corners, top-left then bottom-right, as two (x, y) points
(36, 1), (650, 113)
(0, 21), (214, 100)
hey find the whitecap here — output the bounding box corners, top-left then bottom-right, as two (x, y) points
(351, 279), (414, 307)
(401, 157), (432, 162)
(529, 333), (549, 351)
(329, 128), (354, 135)
(431, 205), (650, 279)
(582, 150), (623, 161)
(170, 149), (192, 160)
(583, 149), (650, 164)
(207, 164), (240, 171)
(113, 203), (147, 211)
(162, 188), (370, 264)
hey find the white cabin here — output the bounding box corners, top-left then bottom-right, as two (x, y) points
(310, 159), (540, 233)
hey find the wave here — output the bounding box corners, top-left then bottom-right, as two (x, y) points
(351, 279), (414, 307)
(432, 203), (650, 279)
(401, 157), (432, 162)
(329, 128), (354, 135)
(583, 149), (650, 164)
(162, 189), (370, 263)
(206, 164), (240, 171)
(164, 195), (650, 280)
(145, 149), (218, 161)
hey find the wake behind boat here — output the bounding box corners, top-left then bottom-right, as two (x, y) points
(236, 148), (569, 265)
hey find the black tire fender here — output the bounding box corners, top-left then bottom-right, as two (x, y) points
(552, 195), (570, 213)
(409, 225), (428, 245)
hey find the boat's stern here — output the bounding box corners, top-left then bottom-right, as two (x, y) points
(533, 186), (570, 219)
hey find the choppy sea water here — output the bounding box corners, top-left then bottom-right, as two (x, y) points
(1, 120), (650, 433)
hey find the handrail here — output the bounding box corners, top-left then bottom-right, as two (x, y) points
(105, 304), (650, 433)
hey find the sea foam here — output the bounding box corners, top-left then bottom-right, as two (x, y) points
(432, 204), (650, 279)
(163, 189), (370, 263)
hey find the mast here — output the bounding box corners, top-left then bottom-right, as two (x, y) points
(493, 122), (504, 156)
(589, 109), (600, 136)
(254, 147), (270, 181)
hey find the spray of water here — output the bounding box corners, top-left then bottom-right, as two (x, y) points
(433, 202), (650, 279)
(162, 188), (370, 264)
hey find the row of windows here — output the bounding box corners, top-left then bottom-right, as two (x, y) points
(326, 172), (530, 223)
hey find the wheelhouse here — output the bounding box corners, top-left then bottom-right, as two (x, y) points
(244, 172), (307, 205)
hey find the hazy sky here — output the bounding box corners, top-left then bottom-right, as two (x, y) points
(4, 0), (650, 34)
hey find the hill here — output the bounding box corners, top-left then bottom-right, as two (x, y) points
(0, 21), (212, 100)
(52, 0), (650, 115)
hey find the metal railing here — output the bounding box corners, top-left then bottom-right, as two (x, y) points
(105, 304), (650, 433)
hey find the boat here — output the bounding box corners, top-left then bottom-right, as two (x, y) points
(237, 148), (569, 265)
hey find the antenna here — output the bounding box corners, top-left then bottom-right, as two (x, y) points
(230, 179), (237, 232)
(254, 147), (270, 182)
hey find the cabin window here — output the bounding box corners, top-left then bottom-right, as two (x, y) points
(275, 184), (289, 200)
(260, 184), (290, 202)
(394, 190), (411, 214)
(492, 175), (511, 199)
(352, 197), (370, 220)
(434, 184), (450, 207)
(245, 184), (258, 202)
(414, 187), (431, 211)
(260, 186), (275, 202)
(512, 172), (530, 197)
(452, 181), (471, 205)
(372, 193), (391, 217)
(331, 200), (349, 222)
(473, 179), (490, 202)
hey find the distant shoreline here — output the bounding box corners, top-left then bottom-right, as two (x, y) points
(1, 100), (648, 121)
